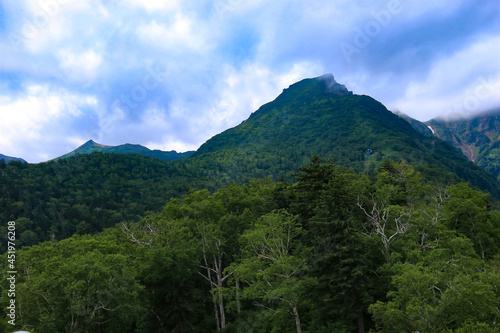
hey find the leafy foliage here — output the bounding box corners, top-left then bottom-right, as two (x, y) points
(0, 153), (214, 252)
(3, 158), (499, 332)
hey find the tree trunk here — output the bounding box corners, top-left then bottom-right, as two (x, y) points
(291, 301), (302, 333)
(213, 300), (221, 333)
(218, 272), (226, 329)
(236, 279), (241, 314)
(202, 244), (220, 332)
(357, 311), (365, 333)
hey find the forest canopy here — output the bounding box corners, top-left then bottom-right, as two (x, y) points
(2, 157), (499, 332)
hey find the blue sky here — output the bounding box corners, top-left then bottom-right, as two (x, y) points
(1, 0), (499, 163)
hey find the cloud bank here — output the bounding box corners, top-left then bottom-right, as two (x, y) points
(1, 0), (499, 162)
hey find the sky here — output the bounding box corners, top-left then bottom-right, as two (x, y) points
(1, 0), (499, 163)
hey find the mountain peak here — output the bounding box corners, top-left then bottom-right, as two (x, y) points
(52, 140), (194, 162)
(82, 139), (96, 147)
(316, 73), (352, 95)
(276, 74), (352, 103)
(317, 73), (336, 83)
(80, 139), (111, 149)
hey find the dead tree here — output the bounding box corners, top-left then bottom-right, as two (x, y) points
(357, 196), (411, 260)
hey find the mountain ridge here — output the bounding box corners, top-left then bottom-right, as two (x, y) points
(426, 109), (500, 180)
(0, 153), (27, 163)
(37, 74), (500, 197)
(190, 74), (500, 197)
(2, 73), (500, 253)
(53, 139), (194, 162)
(399, 109), (500, 181)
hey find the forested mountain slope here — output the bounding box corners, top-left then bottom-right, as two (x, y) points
(54, 139), (194, 162)
(2, 74), (500, 332)
(0, 154), (213, 249)
(1, 74), (500, 252)
(191, 74), (500, 196)
(426, 110), (500, 180)
(0, 154), (27, 164)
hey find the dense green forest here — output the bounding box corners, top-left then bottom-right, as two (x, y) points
(0, 153), (216, 251)
(2, 157), (500, 332)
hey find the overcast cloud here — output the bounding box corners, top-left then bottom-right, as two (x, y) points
(1, 0), (499, 162)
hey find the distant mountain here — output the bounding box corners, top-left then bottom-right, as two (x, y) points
(424, 109), (500, 180)
(392, 111), (433, 137)
(191, 74), (500, 197)
(54, 139), (194, 162)
(0, 154), (27, 163)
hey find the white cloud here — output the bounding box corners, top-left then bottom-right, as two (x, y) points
(179, 61), (324, 143)
(137, 15), (209, 52)
(147, 138), (198, 153)
(140, 107), (171, 129)
(57, 49), (104, 82)
(392, 35), (500, 120)
(66, 136), (88, 148)
(0, 85), (98, 162)
(10, 0), (92, 52)
(121, 0), (181, 13)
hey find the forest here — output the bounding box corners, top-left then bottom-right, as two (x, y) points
(2, 157), (499, 332)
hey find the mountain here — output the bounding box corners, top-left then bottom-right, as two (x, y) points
(424, 109), (500, 180)
(400, 109), (500, 181)
(5, 75), (500, 333)
(2, 74), (500, 250)
(0, 153), (27, 163)
(54, 139), (194, 162)
(191, 74), (500, 197)
(393, 111), (433, 137)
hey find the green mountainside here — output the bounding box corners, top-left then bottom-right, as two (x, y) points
(191, 74), (500, 196)
(54, 139), (194, 162)
(0, 154), (27, 163)
(425, 110), (500, 180)
(400, 109), (500, 181)
(1, 74), (500, 249)
(394, 111), (434, 137)
(0, 153), (213, 247)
